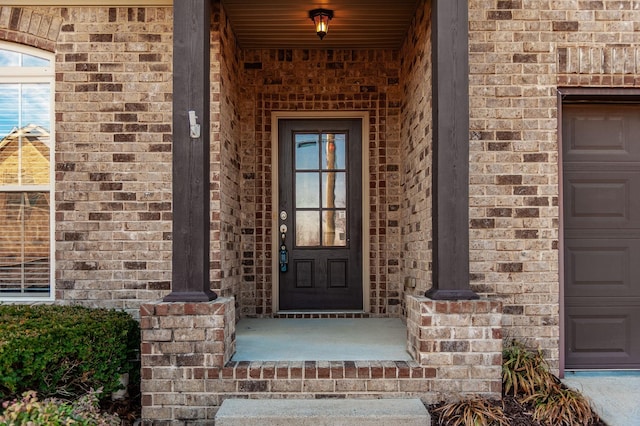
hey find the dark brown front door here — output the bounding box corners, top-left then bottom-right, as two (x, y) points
(278, 119), (363, 310)
(563, 103), (640, 369)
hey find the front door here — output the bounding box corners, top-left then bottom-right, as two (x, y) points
(278, 119), (363, 310)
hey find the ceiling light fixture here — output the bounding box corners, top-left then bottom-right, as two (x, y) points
(309, 8), (334, 40)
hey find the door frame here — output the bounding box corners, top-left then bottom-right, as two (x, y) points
(558, 87), (640, 376)
(271, 111), (370, 313)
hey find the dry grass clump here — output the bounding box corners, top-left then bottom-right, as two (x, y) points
(433, 340), (599, 426)
(433, 397), (509, 426)
(502, 340), (557, 397)
(523, 382), (597, 426)
(503, 340), (597, 426)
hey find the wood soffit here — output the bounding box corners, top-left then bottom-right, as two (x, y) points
(222, 0), (420, 49)
(10, 0), (419, 50)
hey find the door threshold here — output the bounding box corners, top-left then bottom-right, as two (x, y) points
(277, 310), (365, 314)
(275, 310), (368, 318)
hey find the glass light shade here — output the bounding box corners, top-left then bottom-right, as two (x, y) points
(309, 9), (333, 40)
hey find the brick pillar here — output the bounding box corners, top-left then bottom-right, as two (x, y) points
(140, 297), (235, 423)
(407, 296), (503, 398)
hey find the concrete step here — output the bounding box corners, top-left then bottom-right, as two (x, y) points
(215, 398), (431, 426)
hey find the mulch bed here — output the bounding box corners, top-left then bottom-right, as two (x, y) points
(429, 396), (608, 426)
(100, 385), (141, 426)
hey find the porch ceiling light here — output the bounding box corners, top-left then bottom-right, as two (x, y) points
(309, 8), (333, 40)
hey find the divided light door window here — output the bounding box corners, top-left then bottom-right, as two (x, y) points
(0, 43), (54, 300)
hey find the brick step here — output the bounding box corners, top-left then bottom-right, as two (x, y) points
(217, 360), (434, 381)
(215, 398), (430, 426)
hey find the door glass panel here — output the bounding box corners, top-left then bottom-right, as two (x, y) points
(295, 134), (320, 170)
(295, 172), (319, 208)
(292, 131), (349, 248)
(296, 211), (320, 247)
(322, 172), (346, 208)
(323, 210), (347, 246)
(322, 133), (346, 169)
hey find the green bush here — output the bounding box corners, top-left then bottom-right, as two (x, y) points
(0, 389), (120, 425)
(0, 305), (139, 401)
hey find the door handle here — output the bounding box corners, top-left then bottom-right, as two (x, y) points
(279, 223), (288, 272)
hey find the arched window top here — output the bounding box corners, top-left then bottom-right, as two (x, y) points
(0, 43), (53, 73)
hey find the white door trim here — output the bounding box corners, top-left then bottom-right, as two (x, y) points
(271, 111), (370, 313)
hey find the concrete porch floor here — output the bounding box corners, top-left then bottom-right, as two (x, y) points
(232, 318), (412, 361)
(562, 370), (640, 426)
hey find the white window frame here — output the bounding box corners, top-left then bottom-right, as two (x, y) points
(0, 42), (55, 302)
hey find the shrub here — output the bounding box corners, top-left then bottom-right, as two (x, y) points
(0, 389), (120, 425)
(432, 397), (509, 426)
(0, 305), (139, 401)
(502, 339), (600, 426)
(523, 382), (597, 426)
(502, 339), (557, 397)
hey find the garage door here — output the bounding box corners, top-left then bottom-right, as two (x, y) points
(563, 103), (640, 369)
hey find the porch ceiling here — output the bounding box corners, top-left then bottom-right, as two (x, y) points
(221, 0), (420, 49)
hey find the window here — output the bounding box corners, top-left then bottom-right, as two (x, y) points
(0, 43), (54, 300)
(293, 132), (348, 247)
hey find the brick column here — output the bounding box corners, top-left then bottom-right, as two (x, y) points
(407, 296), (503, 397)
(140, 297), (235, 423)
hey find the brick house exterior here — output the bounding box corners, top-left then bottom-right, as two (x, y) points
(2, 0), (640, 423)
